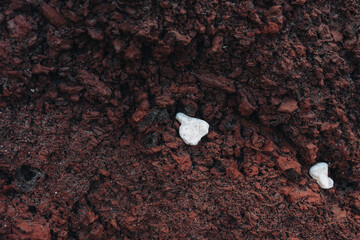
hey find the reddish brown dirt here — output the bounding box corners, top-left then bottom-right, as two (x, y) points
(1, 0), (360, 239)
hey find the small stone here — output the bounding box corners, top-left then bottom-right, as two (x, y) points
(171, 152), (192, 170)
(207, 36), (223, 54)
(155, 95), (175, 107)
(262, 140), (275, 152)
(13, 220), (50, 240)
(78, 70), (112, 98)
(238, 94), (256, 116)
(331, 31), (343, 42)
(263, 22), (279, 34)
(276, 156), (301, 174)
(82, 111), (101, 121)
(304, 143), (318, 164)
(168, 30), (192, 46)
(87, 28), (104, 41)
(70, 95), (80, 102)
(159, 1), (170, 9)
(282, 187), (321, 204)
(278, 99), (298, 113)
(112, 39), (125, 53)
(58, 84), (84, 94)
(292, 0), (307, 5)
(226, 161), (241, 179)
(41, 3), (66, 27)
(320, 122), (340, 132)
(10, 0), (27, 10)
(32, 63), (55, 75)
(7, 15), (32, 38)
(98, 169), (110, 177)
(196, 73), (236, 93)
(124, 45), (141, 61)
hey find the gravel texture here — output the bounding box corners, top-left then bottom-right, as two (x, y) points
(1, 0), (360, 239)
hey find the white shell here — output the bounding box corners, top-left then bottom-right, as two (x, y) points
(176, 113), (209, 146)
(309, 162), (334, 189)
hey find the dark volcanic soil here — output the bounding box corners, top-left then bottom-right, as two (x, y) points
(1, 0), (360, 239)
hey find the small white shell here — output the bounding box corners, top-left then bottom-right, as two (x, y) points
(176, 113), (209, 146)
(309, 162), (334, 189)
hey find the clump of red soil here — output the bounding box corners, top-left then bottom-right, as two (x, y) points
(1, 0), (360, 239)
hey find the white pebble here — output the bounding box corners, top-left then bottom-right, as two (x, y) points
(176, 112), (209, 146)
(309, 162), (334, 189)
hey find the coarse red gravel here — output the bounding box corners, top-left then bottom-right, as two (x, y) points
(1, 0), (360, 239)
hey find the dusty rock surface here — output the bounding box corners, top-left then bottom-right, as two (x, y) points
(1, 0), (360, 239)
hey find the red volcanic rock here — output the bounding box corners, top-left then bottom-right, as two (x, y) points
(321, 122), (340, 132)
(171, 152), (192, 170)
(167, 30), (192, 46)
(58, 84), (84, 95)
(153, 43), (173, 62)
(124, 44), (141, 61)
(278, 98), (298, 113)
(87, 28), (104, 41)
(10, 0), (28, 10)
(226, 161), (242, 179)
(77, 70), (112, 99)
(1, 1), (360, 239)
(207, 36), (223, 54)
(12, 220), (50, 240)
(41, 3), (66, 27)
(238, 92), (256, 116)
(292, 0), (307, 5)
(195, 73), (236, 93)
(262, 140), (276, 153)
(304, 142), (318, 164)
(263, 22), (279, 34)
(276, 156), (301, 174)
(282, 187), (321, 204)
(155, 95), (175, 107)
(331, 31), (343, 42)
(32, 63), (55, 75)
(7, 15), (32, 38)
(159, 1), (170, 9)
(112, 39), (125, 53)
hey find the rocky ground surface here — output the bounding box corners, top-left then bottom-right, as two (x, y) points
(1, 0), (360, 239)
